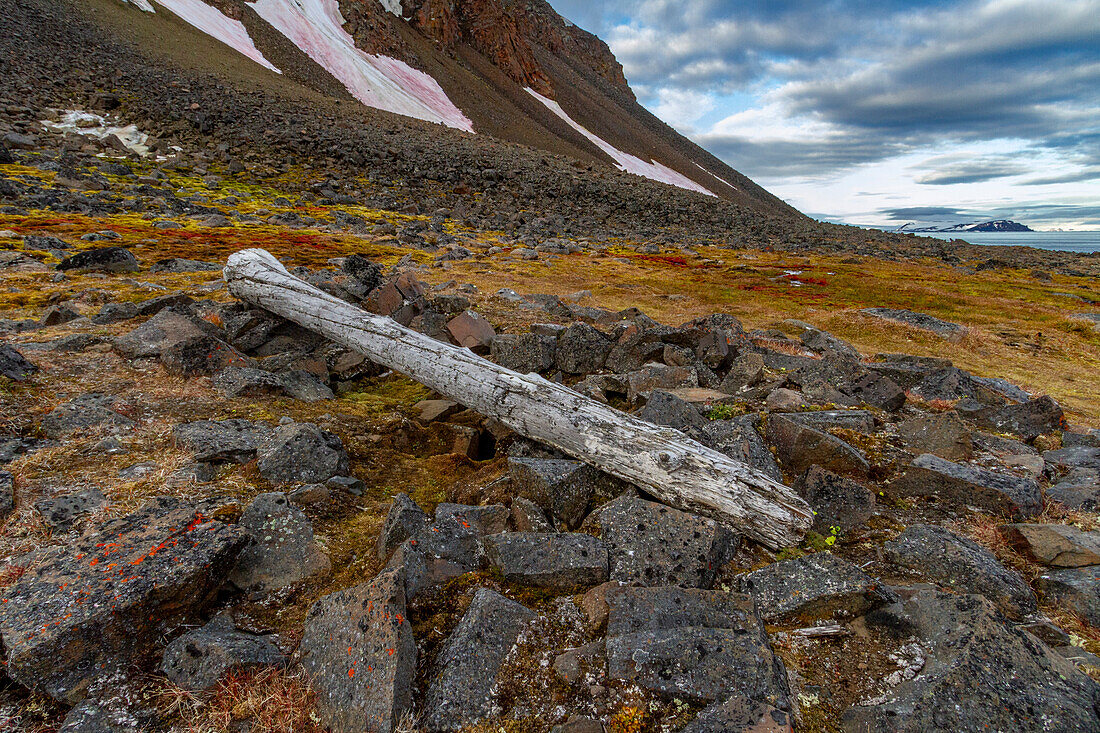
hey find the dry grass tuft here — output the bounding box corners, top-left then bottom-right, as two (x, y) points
(154, 666), (323, 733)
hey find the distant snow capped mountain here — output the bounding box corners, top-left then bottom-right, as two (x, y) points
(896, 219), (1033, 233)
(110, 0), (790, 210)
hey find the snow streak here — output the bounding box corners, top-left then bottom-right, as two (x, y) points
(152, 0), (282, 74)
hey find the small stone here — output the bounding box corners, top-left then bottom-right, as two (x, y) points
(0, 344), (37, 381)
(257, 423), (350, 484)
(415, 399), (460, 423)
(41, 393), (134, 439)
(765, 387), (803, 411)
(173, 419), (271, 464)
(35, 488), (107, 529)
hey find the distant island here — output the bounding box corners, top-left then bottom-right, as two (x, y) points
(895, 219), (1033, 233)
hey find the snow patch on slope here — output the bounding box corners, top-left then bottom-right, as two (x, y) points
(527, 89), (714, 197)
(693, 162), (738, 192)
(249, 0), (474, 132)
(378, 0), (403, 17)
(125, 0), (155, 11)
(42, 111), (154, 157)
(152, 0), (282, 74)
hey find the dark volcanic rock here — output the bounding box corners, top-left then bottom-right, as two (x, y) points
(423, 588), (535, 732)
(1048, 469), (1100, 510)
(57, 246), (139, 273)
(113, 309), (205, 360)
(795, 466), (875, 533)
(482, 532), (609, 590)
(299, 567), (416, 733)
(161, 334), (248, 377)
(490, 332), (557, 373)
(0, 344), (37, 381)
(860, 308), (964, 338)
(605, 586), (789, 706)
(972, 395), (1066, 441)
(682, 697), (793, 733)
(162, 613), (285, 691)
(766, 413), (870, 477)
(737, 552), (897, 622)
(229, 492), (331, 593)
(897, 411), (973, 461)
(584, 495), (738, 588)
(41, 393), (135, 438)
(1036, 566), (1100, 625)
(0, 497), (248, 703)
(555, 322), (612, 374)
(0, 470), (13, 519)
(840, 371), (906, 412)
(885, 524), (1037, 619)
(375, 492), (430, 560)
(999, 523), (1100, 568)
(508, 456), (627, 528)
(35, 487), (106, 529)
(172, 419), (271, 464)
(213, 366), (333, 402)
(257, 422), (350, 484)
(892, 453), (1041, 517)
(843, 590), (1100, 732)
(149, 258), (220, 273)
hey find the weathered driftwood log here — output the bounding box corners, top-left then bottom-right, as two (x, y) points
(224, 249), (812, 548)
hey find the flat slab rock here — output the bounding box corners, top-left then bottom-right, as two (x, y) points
(999, 523), (1100, 568)
(508, 455), (627, 529)
(885, 524), (1037, 619)
(172, 418), (271, 464)
(605, 585), (790, 707)
(844, 590), (1100, 732)
(766, 414), (870, 478)
(737, 552), (898, 623)
(0, 497), (248, 703)
(482, 532), (609, 591)
(860, 308), (965, 338)
(298, 567), (416, 733)
(41, 393), (135, 439)
(1036, 566), (1100, 626)
(422, 588), (535, 732)
(892, 453), (1041, 517)
(584, 495), (738, 589)
(229, 492), (331, 594)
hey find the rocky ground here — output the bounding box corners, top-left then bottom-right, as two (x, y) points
(2, 123), (1100, 732)
(1, 3), (1100, 729)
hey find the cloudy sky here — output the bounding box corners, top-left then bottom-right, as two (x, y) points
(548, 0), (1100, 230)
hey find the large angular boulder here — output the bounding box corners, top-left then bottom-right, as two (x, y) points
(737, 552), (897, 623)
(257, 422), (349, 484)
(840, 371), (906, 412)
(584, 495), (738, 589)
(160, 334), (248, 377)
(41, 393), (135, 438)
(0, 344), (37, 381)
(229, 493), (330, 593)
(897, 412), (973, 461)
(555, 322), (612, 374)
(1036, 566), (1100, 625)
(57, 246), (139, 273)
(112, 310), (205, 360)
(766, 414), (870, 477)
(843, 590), (1100, 731)
(884, 524), (1037, 619)
(299, 567), (416, 733)
(795, 466), (875, 533)
(375, 493), (430, 560)
(446, 310), (496, 351)
(1048, 469), (1100, 510)
(891, 454), (1041, 517)
(860, 308), (964, 338)
(213, 366), (333, 402)
(682, 697), (793, 733)
(172, 419), (271, 464)
(422, 589), (535, 731)
(0, 497), (248, 702)
(482, 532), (608, 591)
(972, 395), (1066, 441)
(161, 613), (285, 691)
(999, 524), (1100, 568)
(490, 332), (557, 373)
(605, 586), (790, 707)
(508, 456), (627, 528)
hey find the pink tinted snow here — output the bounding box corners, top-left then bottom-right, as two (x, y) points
(153, 0), (282, 74)
(527, 89), (714, 197)
(248, 0), (474, 132)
